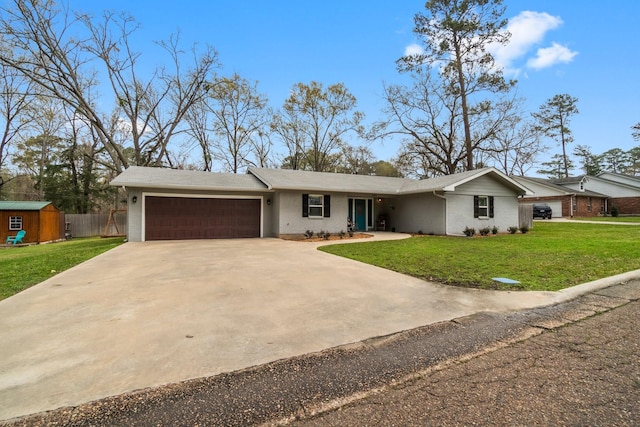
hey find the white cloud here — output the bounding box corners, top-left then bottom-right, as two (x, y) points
(489, 11), (574, 76)
(497, 11), (562, 61)
(527, 42), (578, 69)
(404, 11), (577, 75)
(404, 43), (424, 57)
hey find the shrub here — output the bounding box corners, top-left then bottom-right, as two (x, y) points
(479, 227), (491, 236)
(611, 206), (619, 217)
(463, 226), (476, 237)
(348, 229), (354, 237)
(519, 225), (529, 234)
(491, 226), (499, 235)
(324, 231), (331, 240)
(339, 230), (346, 239)
(304, 230), (314, 239)
(507, 226), (519, 234)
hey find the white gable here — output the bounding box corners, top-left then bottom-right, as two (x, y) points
(583, 176), (640, 197)
(597, 172), (640, 189)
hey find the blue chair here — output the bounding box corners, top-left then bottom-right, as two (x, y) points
(6, 230), (26, 245)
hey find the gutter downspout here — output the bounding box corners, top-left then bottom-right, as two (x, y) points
(432, 190), (447, 234)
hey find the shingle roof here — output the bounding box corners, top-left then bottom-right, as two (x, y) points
(598, 171), (640, 184)
(110, 166), (531, 196)
(400, 168), (523, 194)
(0, 201), (53, 211)
(513, 176), (574, 194)
(247, 167), (408, 194)
(110, 166), (269, 192)
(551, 176), (585, 185)
(514, 176), (609, 198)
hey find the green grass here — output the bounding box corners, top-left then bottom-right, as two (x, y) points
(319, 222), (640, 291)
(0, 237), (125, 300)
(572, 216), (640, 223)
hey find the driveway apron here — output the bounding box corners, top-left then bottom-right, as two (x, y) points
(1, 234), (561, 420)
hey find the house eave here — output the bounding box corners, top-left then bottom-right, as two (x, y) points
(114, 182), (274, 193)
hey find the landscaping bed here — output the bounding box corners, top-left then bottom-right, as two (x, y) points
(280, 232), (373, 242)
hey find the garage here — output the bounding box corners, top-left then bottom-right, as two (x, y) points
(144, 196), (261, 240)
(545, 200), (563, 218)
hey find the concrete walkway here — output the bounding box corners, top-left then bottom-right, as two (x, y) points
(0, 233), (635, 421)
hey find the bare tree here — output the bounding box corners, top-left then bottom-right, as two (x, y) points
(183, 97), (214, 171)
(271, 106), (309, 170)
(486, 97), (545, 176)
(336, 145), (376, 175)
(0, 63), (33, 174)
(250, 129), (274, 168)
(398, 0), (513, 171)
(273, 81), (363, 172)
(374, 74), (465, 176)
(12, 96), (66, 199)
(207, 74), (270, 173)
(374, 71), (516, 176)
(490, 120), (542, 176)
(0, 0), (219, 172)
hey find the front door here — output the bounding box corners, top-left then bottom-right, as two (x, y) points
(354, 199), (366, 231)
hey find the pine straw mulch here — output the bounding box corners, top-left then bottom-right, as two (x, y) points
(280, 233), (373, 242)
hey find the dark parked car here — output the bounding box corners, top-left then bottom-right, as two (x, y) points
(533, 204), (552, 219)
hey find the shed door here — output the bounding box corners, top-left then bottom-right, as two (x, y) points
(145, 196), (260, 240)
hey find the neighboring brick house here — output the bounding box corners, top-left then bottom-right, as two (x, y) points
(513, 177), (608, 217)
(553, 174), (640, 215)
(594, 172), (640, 215)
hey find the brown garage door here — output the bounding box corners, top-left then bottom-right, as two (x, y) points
(145, 196), (261, 240)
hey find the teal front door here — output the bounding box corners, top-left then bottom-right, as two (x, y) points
(354, 199), (366, 231)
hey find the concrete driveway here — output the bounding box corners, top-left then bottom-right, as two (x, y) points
(0, 233), (606, 421)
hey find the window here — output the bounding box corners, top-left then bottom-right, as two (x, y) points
(302, 194), (331, 218)
(308, 194), (324, 217)
(473, 196), (494, 219)
(9, 216), (22, 230)
(587, 197), (592, 212)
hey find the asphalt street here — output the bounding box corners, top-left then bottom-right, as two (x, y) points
(290, 283), (640, 427)
(4, 280), (639, 426)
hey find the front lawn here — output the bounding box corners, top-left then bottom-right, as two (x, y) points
(319, 222), (640, 291)
(0, 237), (125, 300)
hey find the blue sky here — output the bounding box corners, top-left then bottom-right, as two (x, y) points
(70, 1), (640, 173)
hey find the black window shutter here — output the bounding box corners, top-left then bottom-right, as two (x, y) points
(473, 195), (479, 218)
(302, 194), (309, 217)
(323, 195), (331, 217)
(489, 196), (495, 218)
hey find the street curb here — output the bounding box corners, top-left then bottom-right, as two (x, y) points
(551, 269), (640, 303)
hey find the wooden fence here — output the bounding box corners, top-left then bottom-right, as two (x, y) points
(65, 211), (127, 238)
(519, 203), (533, 229)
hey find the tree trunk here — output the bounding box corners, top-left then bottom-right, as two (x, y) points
(454, 36), (474, 171)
